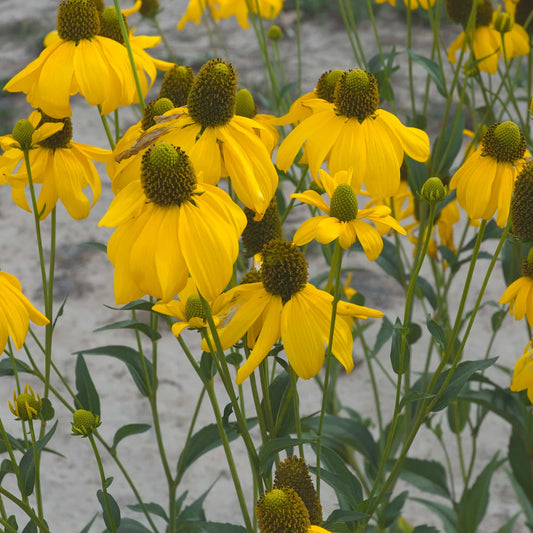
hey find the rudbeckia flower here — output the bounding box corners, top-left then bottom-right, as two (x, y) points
(149, 58), (278, 220)
(276, 69), (430, 200)
(152, 278), (226, 337)
(0, 111), (109, 220)
(290, 169), (406, 260)
(99, 142), (246, 304)
(4, 0), (136, 118)
(499, 254), (533, 327)
(450, 121), (527, 227)
(178, 0), (283, 30)
(9, 385), (42, 421)
(511, 340), (533, 403)
(206, 239), (383, 384)
(0, 272), (49, 354)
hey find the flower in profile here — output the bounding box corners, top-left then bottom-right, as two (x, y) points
(178, 0), (283, 31)
(290, 169), (406, 260)
(499, 253), (533, 327)
(450, 121), (527, 227)
(511, 341), (533, 402)
(71, 409), (101, 437)
(510, 161), (533, 242)
(98, 7), (174, 97)
(148, 58), (278, 219)
(207, 239), (383, 384)
(1, 111), (109, 220)
(0, 271), (48, 355)
(152, 278), (225, 336)
(447, 0), (529, 74)
(256, 486), (330, 533)
(99, 142), (246, 304)
(9, 385), (42, 421)
(4, 0), (137, 118)
(276, 69), (430, 200)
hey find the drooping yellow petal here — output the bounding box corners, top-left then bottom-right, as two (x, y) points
(352, 220), (384, 260)
(292, 216), (330, 246)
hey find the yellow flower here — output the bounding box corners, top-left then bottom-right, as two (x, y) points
(152, 278), (225, 336)
(290, 169), (406, 259)
(499, 255), (533, 327)
(149, 59), (278, 219)
(99, 143), (246, 304)
(0, 111), (109, 220)
(9, 385), (42, 421)
(206, 239), (383, 384)
(4, 0), (136, 118)
(0, 272), (48, 354)
(71, 409), (101, 437)
(450, 121), (527, 227)
(178, 0), (283, 30)
(375, 0), (436, 8)
(276, 70), (430, 200)
(511, 341), (533, 402)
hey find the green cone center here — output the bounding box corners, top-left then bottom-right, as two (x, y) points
(184, 295), (206, 321)
(330, 183), (358, 221)
(482, 121), (526, 162)
(334, 69), (380, 121)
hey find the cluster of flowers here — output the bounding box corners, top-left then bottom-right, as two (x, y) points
(1, 0), (533, 495)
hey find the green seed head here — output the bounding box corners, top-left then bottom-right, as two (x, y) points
(159, 65), (195, 107)
(267, 25), (283, 41)
(12, 389), (42, 421)
(511, 161), (533, 242)
(235, 89), (257, 119)
(256, 487), (311, 533)
(330, 183), (359, 222)
(99, 6), (128, 44)
(12, 119), (35, 150)
(334, 69), (380, 121)
(420, 177), (447, 203)
(260, 239), (308, 303)
(57, 0), (100, 42)
(184, 295), (206, 321)
(315, 69), (345, 103)
(141, 98), (175, 131)
(273, 456), (322, 525)
(72, 409), (100, 437)
(482, 121), (526, 162)
(493, 10), (513, 33)
(187, 58), (237, 128)
(141, 143), (197, 206)
(140, 0), (160, 17)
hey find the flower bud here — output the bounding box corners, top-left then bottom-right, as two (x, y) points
(421, 177), (447, 203)
(12, 120), (35, 150)
(71, 409), (101, 437)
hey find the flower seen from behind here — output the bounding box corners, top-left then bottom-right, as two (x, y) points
(291, 169), (406, 259)
(0, 271), (49, 354)
(499, 254), (533, 328)
(511, 340), (533, 403)
(276, 69), (430, 200)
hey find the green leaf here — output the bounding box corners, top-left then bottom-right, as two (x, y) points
(415, 276), (437, 310)
(431, 357), (498, 412)
(197, 522), (247, 532)
(0, 357), (32, 377)
(75, 355), (100, 416)
(379, 490), (408, 528)
(371, 316), (394, 358)
(39, 398), (55, 421)
(114, 299), (154, 312)
(311, 446), (363, 508)
(496, 514), (520, 533)
(508, 426), (533, 504)
(412, 498), (457, 533)
(413, 527), (440, 533)
(81, 241), (107, 253)
(258, 437), (314, 475)
(458, 454), (504, 533)
(22, 521), (37, 533)
(400, 458), (450, 498)
(406, 49), (447, 97)
(376, 239), (405, 285)
(106, 518), (151, 532)
(5, 515), (18, 532)
(507, 467), (533, 527)
(128, 502), (168, 522)
(97, 490), (121, 531)
(264, 371), (294, 437)
(76, 345), (152, 397)
(324, 509), (368, 527)
(399, 390), (434, 409)
(0, 458), (14, 484)
(431, 114), (465, 176)
(111, 424), (151, 454)
(79, 514), (97, 533)
(177, 419), (257, 479)
(199, 351), (217, 383)
(447, 398), (470, 434)
(426, 317), (447, 352)
(94, 320), (161, 341)
(390, 318), (410, 375)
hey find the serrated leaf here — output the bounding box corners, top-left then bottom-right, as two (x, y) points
(400, 458), (450, 498)
(128, 502), (168, 521)
(75, 355), (100, 416)
(111, 424), (151, 454)
(76, 345), (152, 397)
(97, 489), (121, 531)
(94, 320), (161, 341)
(431, 358), (498, 412)
(407, 49), (447, 97)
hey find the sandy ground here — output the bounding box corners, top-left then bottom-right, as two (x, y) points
(0, 1), (530, 532)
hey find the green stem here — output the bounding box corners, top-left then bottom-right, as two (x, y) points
(88, 434), (117, 533)
(0, 487), (50, 533)
(98, 106), (117, 150)
(27, 420), (44, 531)
(152, 15), (177, 61)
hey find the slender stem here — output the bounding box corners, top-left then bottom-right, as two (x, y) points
(0, 488), (50, 533)
(0, 419), (27, 505)
(152, 15), (176, 61)
(315, 241), (344, 497)
(27, 420), (44, 530)
(88, 434), (117, 533)
(98, 106), (117, 150)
